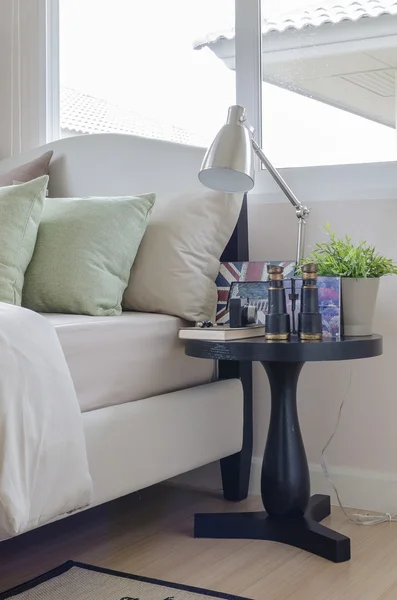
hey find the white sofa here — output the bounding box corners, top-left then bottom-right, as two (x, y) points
(0, 133), (251, 531)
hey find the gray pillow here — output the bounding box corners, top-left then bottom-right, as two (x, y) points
(0, 151), (53, 187)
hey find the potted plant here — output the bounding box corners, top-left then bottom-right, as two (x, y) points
(302, 225), (397, 336)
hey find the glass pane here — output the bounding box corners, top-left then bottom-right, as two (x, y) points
(259, 0), (397, 166)
(59, 0), (235, 147)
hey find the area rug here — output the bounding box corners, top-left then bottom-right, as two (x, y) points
(0, 561), (251, 600)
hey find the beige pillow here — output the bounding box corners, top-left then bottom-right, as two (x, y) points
(123, 190), (243, 322)
(0, 151), (53, 187)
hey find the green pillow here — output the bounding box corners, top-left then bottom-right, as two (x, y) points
(0, 175), (48, 305)
(22, 193), (155, 316)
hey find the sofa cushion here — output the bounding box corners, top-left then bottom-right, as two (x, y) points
(0, 151), (53, 186)
(123, 190), (243, 322)
(0, 176), (48, 305)
(45, 312), (213, 412)
(22, 193), (155, 316)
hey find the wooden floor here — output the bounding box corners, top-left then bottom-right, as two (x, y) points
(1, 485), (397, 600)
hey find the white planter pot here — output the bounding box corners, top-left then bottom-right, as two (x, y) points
(341, 277), (380, 336)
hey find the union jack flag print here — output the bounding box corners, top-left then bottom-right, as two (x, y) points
(215, 261), (295, 324)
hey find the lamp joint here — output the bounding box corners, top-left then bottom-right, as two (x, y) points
(296, 206), (310, 221)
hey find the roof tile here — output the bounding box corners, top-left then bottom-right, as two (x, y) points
(264, 0), (397, 33)
(194, 0), (397, 48)
(60, 87), (207, 147)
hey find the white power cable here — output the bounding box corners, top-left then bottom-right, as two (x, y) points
(321, 367), (397, 525)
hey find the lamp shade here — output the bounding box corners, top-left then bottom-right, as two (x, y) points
(198, 105), (255, 194)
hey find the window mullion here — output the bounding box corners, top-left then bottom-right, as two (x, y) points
(44, 0), (60, 143)
(235, 0), (262, 153)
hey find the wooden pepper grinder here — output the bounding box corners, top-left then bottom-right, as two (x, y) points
(265, 265), (290, 340)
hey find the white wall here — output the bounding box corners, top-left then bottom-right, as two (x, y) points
(248, 193), (397, 511)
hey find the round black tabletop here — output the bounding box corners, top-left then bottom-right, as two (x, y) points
(185, 334), (383, 363)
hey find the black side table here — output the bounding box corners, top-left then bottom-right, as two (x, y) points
(185, 335), (382, 563)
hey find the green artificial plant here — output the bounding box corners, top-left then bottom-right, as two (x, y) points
(302, 224), (397, 278)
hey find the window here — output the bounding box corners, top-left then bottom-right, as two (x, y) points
(59, 0), (235, 147)
(195, 0), (397, 167)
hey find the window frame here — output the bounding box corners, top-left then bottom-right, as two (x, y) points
(235, 0), (263, 151)
(0, 0), (51, 157)
(45, 0), (60, 143)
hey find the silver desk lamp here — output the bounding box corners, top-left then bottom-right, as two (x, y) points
(198, 105), (310, 265)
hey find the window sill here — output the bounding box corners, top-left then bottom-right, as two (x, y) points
(250, 161), (397, 204)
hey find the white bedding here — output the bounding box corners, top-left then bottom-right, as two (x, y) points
(45, 312), (214, 412)
(0, 303), (92, 538)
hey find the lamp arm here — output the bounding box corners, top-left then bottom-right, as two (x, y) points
(251, 139), (310, 265)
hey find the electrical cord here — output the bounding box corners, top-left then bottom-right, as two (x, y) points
(321, 368), (397, 525)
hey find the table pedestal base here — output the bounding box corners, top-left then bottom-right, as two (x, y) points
(195, 494), (350, 563)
